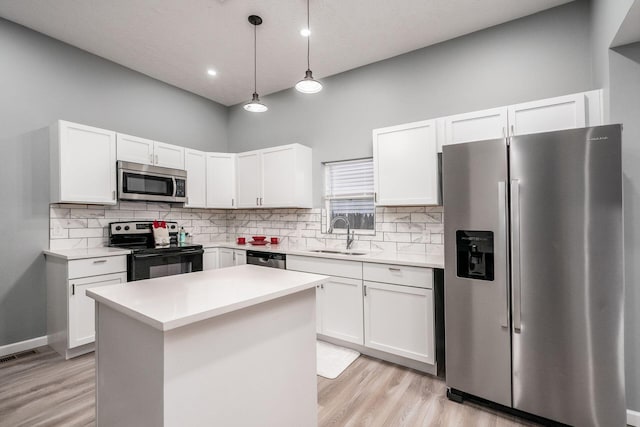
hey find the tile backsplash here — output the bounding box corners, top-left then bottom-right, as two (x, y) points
(50, 202), (444, 255)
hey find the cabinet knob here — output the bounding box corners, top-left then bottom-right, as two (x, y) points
(364, 285), (367, 296)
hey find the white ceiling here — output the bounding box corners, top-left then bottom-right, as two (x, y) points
(0, 0), (574, 106)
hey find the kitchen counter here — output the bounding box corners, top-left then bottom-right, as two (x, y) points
(43, 247), (131, 260)
(200, 241), (445, 269)
(43, 241), (445, 269)
(88, 264), (325, 427)
(87, 264), (327, 331)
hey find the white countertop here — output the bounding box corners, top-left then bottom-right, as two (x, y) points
(43, 247), (131, 260)
(201, 241), (445, 269)
(43, 241), (444, 268)
(86, 264), (328, 332)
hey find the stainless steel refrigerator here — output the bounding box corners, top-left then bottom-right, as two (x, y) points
(443, 125), (625, 426)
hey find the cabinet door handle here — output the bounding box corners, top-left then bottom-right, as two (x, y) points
(231, 198), (234, 207)
(321, 283), (324, 289)
(149, 153), (153, 163)
(259, 197), (263, 206)
(388, 267), (401, 272)
(256, 197), (259, 206)
(364, 285), (367, 296)
(374, 192), (377, 203)
(112, 190), (116, 200)
(155, 154), (159, 164)
(72, 284), (75, 295)
(510, 125), (515, 135)
(93, 259), (107, 264)
(233, 252), (236, 261)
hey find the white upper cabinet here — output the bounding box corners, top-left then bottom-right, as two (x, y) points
(50, 120), (117, 205)
(373, 120), (439, 206)
(206, 153), (237, 209)
(508, 92), (586, 136)
(116, 133), (184, 169)
(184, 149), (206, 208)
(116, 133), (155, 165)
(236, 150), (262, 208)
(154, 141), (185, 170)
(444, 107), (508, 146)
(261, 144), (312, 208)
(236, 144), (312, 209)
(438, 90), (602, 151)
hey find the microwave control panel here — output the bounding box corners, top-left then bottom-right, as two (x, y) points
(175, 179), (186, 197)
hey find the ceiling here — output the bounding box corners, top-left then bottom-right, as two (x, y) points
(0, 0), (574, 106)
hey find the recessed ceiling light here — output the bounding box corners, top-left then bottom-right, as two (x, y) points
(207, 69), (217, 76)
(300, 28), (311, 37)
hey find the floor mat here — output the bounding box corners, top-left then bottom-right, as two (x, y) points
(317, 340), (360, 379)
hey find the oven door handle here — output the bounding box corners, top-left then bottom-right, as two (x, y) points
(132, 249), (204, 259)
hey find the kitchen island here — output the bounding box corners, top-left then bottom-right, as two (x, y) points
(87, 264), (328, 427)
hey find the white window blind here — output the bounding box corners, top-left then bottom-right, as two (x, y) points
(324, 158), (375, 231)
(325, 159), (374, 199)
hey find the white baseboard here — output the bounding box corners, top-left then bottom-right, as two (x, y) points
(0, 336), (48, 357)
(629, 409), (640, 426)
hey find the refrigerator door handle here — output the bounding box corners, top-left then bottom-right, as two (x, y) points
(498, 181), (509, 328)
(511, 179), (522, 333)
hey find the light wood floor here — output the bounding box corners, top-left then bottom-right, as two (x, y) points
(0, 346), (538, 427)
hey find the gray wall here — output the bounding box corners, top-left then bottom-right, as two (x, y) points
(227, 1), (593, 207)
(591, 0), (640, 413)
(590, 0), (635, 121)
(611, 42), (640, 413)
(0, 17), (228, 347)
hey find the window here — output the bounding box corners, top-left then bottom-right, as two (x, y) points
(324, 158), (375, 234)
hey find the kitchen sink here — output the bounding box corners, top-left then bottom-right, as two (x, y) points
(308, 249), (368, 256)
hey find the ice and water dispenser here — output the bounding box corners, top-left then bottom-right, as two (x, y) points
(456, 231), (494, 281)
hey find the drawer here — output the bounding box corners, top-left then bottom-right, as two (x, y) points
(68, 255), (127, 279)
(363, 263), (432, 289)
(287, 255), (362, 279)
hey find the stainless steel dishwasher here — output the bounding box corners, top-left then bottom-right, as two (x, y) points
(246, 250), (286, 269)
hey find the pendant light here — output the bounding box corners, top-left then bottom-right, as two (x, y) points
(244, 15), (268, 113)
(295, 0), (322, 94)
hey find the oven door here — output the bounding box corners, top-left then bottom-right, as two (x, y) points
(128, 249), (204, 281)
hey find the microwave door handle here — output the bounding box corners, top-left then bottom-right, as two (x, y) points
(171, 177), (177, 197)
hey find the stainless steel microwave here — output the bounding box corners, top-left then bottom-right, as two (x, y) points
(117, 161), (187, 203)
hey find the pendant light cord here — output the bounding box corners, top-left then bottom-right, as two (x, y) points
(307, 0), (310, 70)
(254, 22), (257, 93)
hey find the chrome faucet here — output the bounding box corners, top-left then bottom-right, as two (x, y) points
(328, 216), (355, 250)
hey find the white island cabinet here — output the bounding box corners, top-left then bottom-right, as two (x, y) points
(87, 265), (326, 427)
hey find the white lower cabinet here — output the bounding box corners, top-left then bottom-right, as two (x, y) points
(217, 248), (246, 268)
(234, 250), (247, 265)
(203, 248), (219, 270)
(363, 281), (434, 365)
(288, 255), (435, 367)
(46, 254), (127, 359)
(316, 277), (364, 345)
(68, 273), (126, 348)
